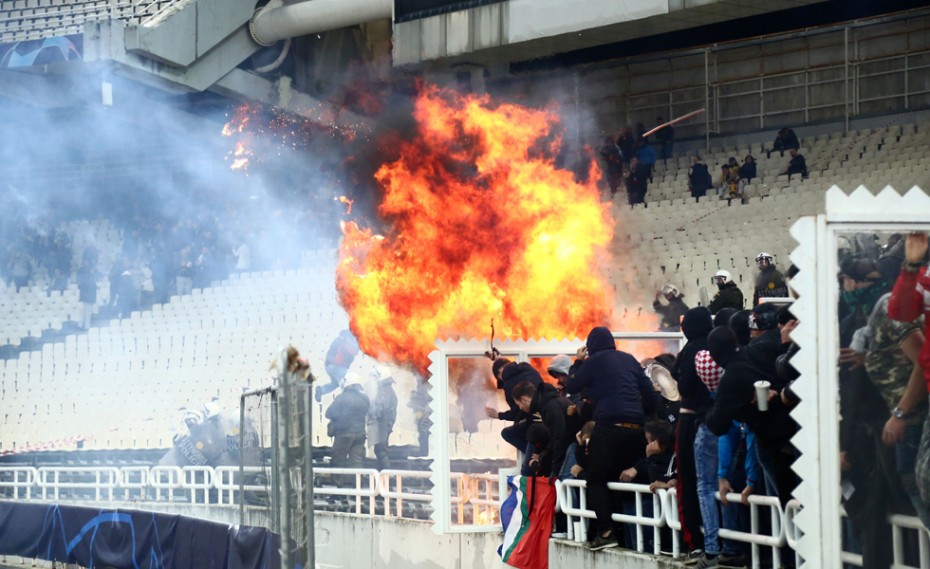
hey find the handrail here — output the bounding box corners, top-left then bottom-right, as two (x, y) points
(4, 463), (929, 569)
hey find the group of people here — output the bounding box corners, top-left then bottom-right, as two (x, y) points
(485, 293), (801, 567)
(653, 252), (791, 332)
(600, 124), (811, 206)
(483, 230), (930, 569)
(836, 231), (930, 568)
(600, 117), (675, 206)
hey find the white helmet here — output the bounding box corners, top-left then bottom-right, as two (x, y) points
(713, 270), (733, 285)
(755, 252), (774, 269)
(661, 283), (679, 297)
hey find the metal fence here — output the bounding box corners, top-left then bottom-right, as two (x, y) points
(3, 464), (929, 568)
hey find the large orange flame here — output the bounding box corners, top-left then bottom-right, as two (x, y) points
(336, 86), (615, 373)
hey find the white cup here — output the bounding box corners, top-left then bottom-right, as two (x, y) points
(755, 380), (771, 411)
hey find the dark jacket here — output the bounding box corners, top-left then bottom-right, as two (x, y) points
(739, 161), (757, 182)
(786, 154), (808, 178)
(709, 282), (744, 313)
(498, 362), (543, 421)
(672, 308), (714, 414)
(688, 163), (713, 197)
(633, 451), (677, 484)
(753, 267), (789, 305)
(77, 266), (97, 304)
(564, 326), (659, 426)
(654, 296), (689, 332)
(325, 385), (370, 436)
(529, 383), (572, 478)
(746, 328), (787, 387)
(705, 350), (797, 447)
(326, 330), (360, 369)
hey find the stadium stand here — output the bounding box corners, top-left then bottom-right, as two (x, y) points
(3, 118), (928, 456)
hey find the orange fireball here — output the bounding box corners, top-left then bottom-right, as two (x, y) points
(336, 85), (615, 373)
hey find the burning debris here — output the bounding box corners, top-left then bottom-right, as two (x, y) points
(336, 85), (616, 373)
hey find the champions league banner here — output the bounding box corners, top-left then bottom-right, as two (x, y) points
(0, 502), (287, 569)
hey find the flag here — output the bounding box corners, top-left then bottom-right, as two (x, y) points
(498, 475), (556, 569)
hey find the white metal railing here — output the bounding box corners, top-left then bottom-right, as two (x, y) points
(557, 479), (667, 555)
(715, 492), (785, 569)
(312, 467), (379, 516)
(377, 469), (431, 518)
(0, 466), (37, 500)
(3, 464), (929, 567)
(36, 466), (120, 502)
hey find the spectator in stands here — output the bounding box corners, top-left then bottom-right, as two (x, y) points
(513, 379), (571, 481)
(8, 251), (31, 292)
(653, 284), (688, 332)
(368, 367), (398, 470)
(724, 157), (742, 199)
(739, 155), (757, 184)
(600, 135), (624, 198)
(753, 253), (789, 305)
(709, 270), (744, 313)
(706, 326), (799, 506)
(655, 117), (675, 160)
(617, 127), (636, 166)
(846, 269), (930, 529)
(716, 164), (730, 199)
(176, 257), (194, 296)
(838, 253), (906, 567)
(76, 260), (97, 330)
(625, 157), (650, 206)
(316, 329), (361, 402)
(692, 348), (744, 568)
(115, 267), (137, 318)
(618, 419), (677, 551)
(716, 421), (756, 567)
(784, 148), (808, 180)
(768, 127), (799, 158)
(745, 303), (787, 380)
(688, 156), (713, 200)
(634, 122), (648, 150)
(635, 141), (657, 182)
(486, 358), (543, 452)
(326, 377), (370, 468)
(671, 307), (715, 559)
(888, 232), (930, 516)
(564, 326), (659, 551)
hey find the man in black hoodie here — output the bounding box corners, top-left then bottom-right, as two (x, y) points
(513, 381), (572, 479)
(485, 359), (543, 452)
(671, 307), (714, 557)
(564, 326), (659, 550)
(706, 326), (799, 505)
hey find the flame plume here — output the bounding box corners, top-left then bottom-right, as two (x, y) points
(336, 86), (615, 373)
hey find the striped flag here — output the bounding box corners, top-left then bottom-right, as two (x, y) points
(499, 475), (556, 569)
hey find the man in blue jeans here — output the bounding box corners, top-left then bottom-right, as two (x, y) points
(693, 349), (743, 568)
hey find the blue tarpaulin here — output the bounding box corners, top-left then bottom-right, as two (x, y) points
(0, 502), (284, 569)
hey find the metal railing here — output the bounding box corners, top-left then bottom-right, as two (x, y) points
(4, 465), (930, 568)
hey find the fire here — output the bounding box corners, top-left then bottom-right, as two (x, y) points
(335, 195), (354, 215)
(223, 104), (259, 171)
(229, 141), (252, 171)
(336, 85), (615, 373)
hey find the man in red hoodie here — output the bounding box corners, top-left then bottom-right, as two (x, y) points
(888, 232), (930, 385)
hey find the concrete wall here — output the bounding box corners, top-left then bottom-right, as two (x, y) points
(313, 512), (504, 569)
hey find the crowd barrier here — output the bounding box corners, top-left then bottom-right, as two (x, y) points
(2, 465), (928, 567)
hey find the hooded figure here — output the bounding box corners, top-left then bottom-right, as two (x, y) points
(705, 327), (798, 506)
(669, 307), (714, 554)
(563, 326), (659, 550)
(488, 360), (543, 452)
